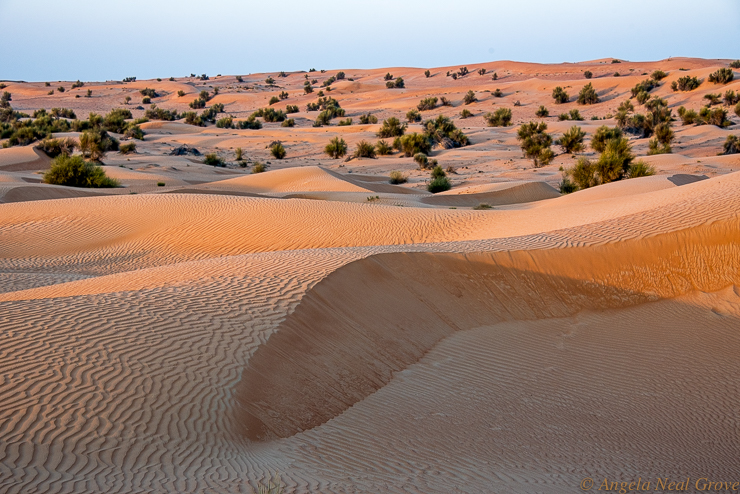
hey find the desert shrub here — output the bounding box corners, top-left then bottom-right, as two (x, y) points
(457, 67), (469, 77)
(183, 111), (203, 127)
(413, 152), (428, 169)
(387, 77), (404, 89)
(123, 76), (136, 83)
(427, 167), (451, 193)
(424, 70), (431, 78)
(250, 161), (266, 173)
(559, 175), (578, 194)
(269, 96), (279, 105)
(389, 170), (407, 184)
(647, 122), (674, 155)
(651, 70), (668, 81)
(484, 108), (512, 127)
(723, 90), (740, 106)
(204, 153), (225, 167)
(79, 129), (119, 161)
(535, 105), (549, 118)
(338, 118), (352, 126)
(314, 111), (332, 126)
(235, 147), (243, 161)
(324, 137), (347, 158)
(265, 76), (275, 85)
(48, 90), (55, 95)
(189, 97), (206, 109)
(708, 68), (734, 84)
(596, 137), (634, 183)
(729, 61), (740, 69)
(86, 89), (92, 98)
(577, 83), (599, 104)
(671, 76), (701, 91)
(736, 101), (740, 118)
(556, 125), (586, 153)
(336, 71), (345, 80)
(278, 91), (289, 100)
(422, 115), (469, 147)
(406, 109), (421, 122)
(57, 87), (65, 93)
(145, 106), (178, 121)
(200, 74), (209, 81)
(569, 157), (598, 190)
(490, 89), (502, 98)
(568, 109), (584, 120)
(700, 106), (731, 127)
(460, 109), (472, 119)
(124, 96), (131, 104)
(261, 107), (287, 122)
(43, 155), (119, 188)
(321, 76), (336, 88)
(704, 93), (722, 106)
(33, 109), (47, 118)
(478, 68), (486, 76)
(463, 90), (477, 105)
(0, 91), (11, 108)
(235, 75), (243, 82)
(140, 88), (158, 98)
(377, 117), (407, 138)
(216, 116), (234, 128)
(36, 137), (77, 157)
(376, 140), (392, 155)
(591, 125), (623, 152)
(359, 114), (378, 124)
(635, 91), (651, 105)
(513, 100), (521, 107)
(417, 97), (438, 111)
(285, 105), (299, 114)
(631, 79), (659, 98)
(384, 73), (393, 81)
(281, 118), (295, 127)
(354, 140), (376, 158)
(612, 59), (621, 64)
(303, 82), (313, 94)
(722, 135), (740, 155)
(552, 86), (569, 104)
(517, 122), (554, 167)
(124, 125), (144, 140)
(627, 161), (656, 178)
(396, 133), (431, 156)
(677, 106), (698, 125)
(270, 142), (286, 159)
(584, 70), (593, 79)
(119, 142), (136, 155)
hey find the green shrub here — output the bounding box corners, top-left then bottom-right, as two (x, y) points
(577, 83), (599, 104)
(406, 109), (421, 122)
(730, 61), (740, 69)
(140, 88), (158, 98)
(736, 101), (740, 118)
(535, 105), (549, 117)
(279, 91), (289, 100)
(86, 89), (92, 98)
(285, 105), (299, 113)
(492, 72), (498, 80)
(627, 161), (655, 178)
(635, 91), (651, 105)
(124, 125), (144, 140)
(584, 71), (593, 79)
(36, 137), (77, 157)
(631, 79), (659, 98)
(492, 89), (503, 98)
(43, 155), (120, 188)
(708, 68), (734, 84)
(460, 109), (472, 119)
(677, 106), (698, 125)
(700, 106), (731, 127)
(457, 67), (469, 77)
(612, 59), (621, 64)
(142, 97), (151, 104)
(517, 121), (554, 167)
(204, 153), (226, 167)
(260, 107), (287, 122)
(422, 115), (469, 147)
(281, 118), (295, 127)
(325, 137), (347, 158)
(427, 166), (451, 193)
(183, 111), (203, 126)
(384, 73), (393, 81)
(157, 182), (165, 186)
(278, 71), (287, 78)
(671, 76), (701, 91)
(375, 140), (392, 155)
(704, 93), (721, 106)
(722, 135), (739, 155)
(216, 116), (234, 128)
(559, 175), (578, 194)
(651, 70), (668, 81)
(145, 106), (179, 121)
(417, 97), (438, 111)
(552, 86), (569, 104)
(568, 157), (598, 190)
(270, 142), (286, 159)
(463, 90), (477, 105)
(389, 170), (407, 184)
(354, 140), (376, 158)
(723, 90), (740, 106)
(568, 109), (583, 121)
(235, 148), (243, 161)
(252, 162), (267, 173)
(359, 114), (378, 124)
(79, 128), (119, 161)
(377, 117), (407, 138)
(396, 133), (431, 156)
(478, 68), (486, 76)
(440, 96), (452, 106)
(596, 137), (634, 182)
(591, 125), (623, 152)
(386, 77), (404, 89)
(269, 96), (279, 105)
(484, 108), (512, 127)
(413, 152), (428, 169)
(338, 118), (352, 126)
(314, 111), (332, 126)
(304, 82), (313, 94)
(336, 71), (345, 80)
(424, 70), (431, 78)
(189, 97), (206, 109)
(57, 87), (65, 93)
(265, 76), (275, 85)
(556, 125), (586, 153)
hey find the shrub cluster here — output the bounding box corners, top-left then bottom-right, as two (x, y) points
(422, 115), (469, 148)
(145, 105), (178, 121)
(270, 142), (286, 159)
(286, 105), (299, 113)
(354, 140), (376, 158)
(558, 109), (584, 121)
(376, 140), (392, 155)
(563, 137), (651, 192)
(651, 70), (668, 81)
(630, 79), (659, 98)
(386, 77), (405, 89)
(359, 114), (378, 124)
(140, 88), (158, 98)
(584, 71), (593, 79)
(389, 170), (407, 184)
(417, 97), (438, 111)
(671, 76), (701, 91)
(708, 68), (734, 84)
(43, 155), (119, 188)
(677, 106), (732, 127)
(535, 105), (549, 118)
(723, 90), (740, 106)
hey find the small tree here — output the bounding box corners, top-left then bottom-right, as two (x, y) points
(270, 142), (286, 159)
(324, 137), (347, 158)
(577, 83), (599, 104)
(552, 86), (569, 104)
(478, 68), (486, 76)
(516, 122), (554, 167)
(556, 126), (586, 154)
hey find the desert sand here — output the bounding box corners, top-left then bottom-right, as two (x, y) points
(1, 58), (739, 493)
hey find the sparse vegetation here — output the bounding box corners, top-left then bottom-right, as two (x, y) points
(235, 147), (243, 161)
(671, 76), (701, 91)
(281, 118), (295, 127)
(376, 140), (392, 155)
(377, 117), (407, 138)
(119, 142), (137, 155)
(558, 108), (584, 121)
(43, 155), (119, 188)
(463, 90), (477, 105)
(36, 137), (77, 158)
(591, 125), (623, 153)
(252, 162), (267, 174)
(577, 83), (599, 104)
(651, 70), (668, 81)
(417, 97), (438, 111)
(286, 105), (299, 113)
(204, 153), (226, 167)
(406, 109), (421, 122)
(359, 114), (378, 124)
(140, 88), (158, 98)
(269, 96), (280, 105)
(493, 89), (503, 97)
(484, 108), (512, 127)
(79, 128), (119, 161)
(324, 137), (348, 159)
(145, 106), (179, 121)
(708, 68), (734, 84)
(722, 135), (739, 155)
(730, 61), (740, 69)
(556, 125), (586, 154)
(270, 142), (286, 159)
(394, 133), (431, 157)
(517, 121), (554, 167)
(723, 90), (740, 106)
(354, 140), (376, 158)
(478, 68), (486, 76)
(216, 116), (234, 128)
(535, 105), (549, 118)
(704, 93), (722, 106)
(413, 153), (428, 168)
(338, 118), (352, 126)
(389, 170), (407, 184)
(460, 109), (472, 119)
(422, 115), (469, 148)
(647, 122), (674, 155)
(384, 73), (393, 81)
(552, 86), (569, 104)
(677, 105), (732, 127)
(631, 79), (659, 98)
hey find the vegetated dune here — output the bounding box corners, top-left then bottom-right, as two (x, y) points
(2, 57), (740, 493)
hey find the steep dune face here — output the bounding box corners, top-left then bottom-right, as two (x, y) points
(237, 217), (740, 441)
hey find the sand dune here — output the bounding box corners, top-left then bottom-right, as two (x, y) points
(1, 57), (740, 493)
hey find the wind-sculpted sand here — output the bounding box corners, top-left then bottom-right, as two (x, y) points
(1, 57), (740, 493)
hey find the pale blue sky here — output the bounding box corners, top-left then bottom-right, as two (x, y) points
(2, 0), (739, 82)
